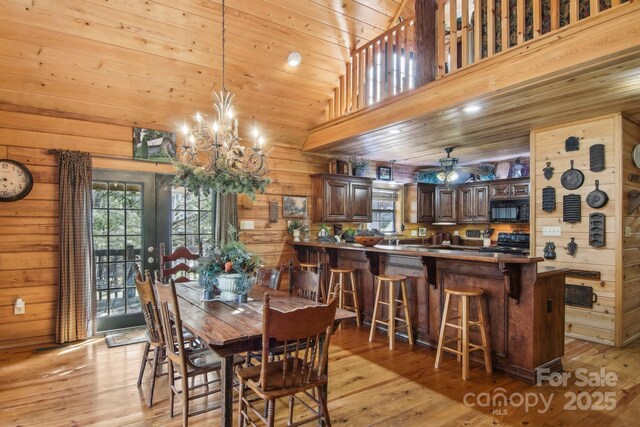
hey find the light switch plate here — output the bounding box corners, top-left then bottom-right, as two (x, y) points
(543, 226), (562, 237)
(410, 230), (418, 236)
(625, 226), (632, 238)
(240, 220), (254, 230)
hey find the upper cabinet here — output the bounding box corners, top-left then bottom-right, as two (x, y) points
(404, 184), (435, 224)
(435, 187), (457, 223)
(311, 174), (372, 223)
(458, 184), (489, 223)
(489, 178), (530, 200)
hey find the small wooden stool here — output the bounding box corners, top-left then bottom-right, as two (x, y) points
(328, 267), (361, 326)
(369, 275), (414, 349)
(434, 288), (492, 380)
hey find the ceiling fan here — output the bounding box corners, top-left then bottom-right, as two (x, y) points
(417, 147), (489, 184)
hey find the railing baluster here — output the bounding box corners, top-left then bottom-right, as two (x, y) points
(360, 49), (365, 109)
(339, 75), (345, 115)
(407, 21), (416, 89)
(364, 47), (371, 106)
(487, 0), (495, 56)
(333, 87), (339, 119)
(461, 0), (469, 66)
(449, 0), (458, 72)
(612, 0), (620, 5)
(501, 0), (509, 50)
(551, 0), (560, 31)
(590, 0), (599, 16)
(474, 0), (482, 61)
(533, 0), (542, 38)
(402, 24), (409, 89)
(386, 34), (393, 99)
(570, 0), (579, 24)
(395, 25), (401, 93)
(345, 61), (351, 114)
(437, 1), (446, 76)
(517, 0), (525, 44)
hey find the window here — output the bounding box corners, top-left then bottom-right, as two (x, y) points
(170, 186), (214, 253)
(371, 188), (399, 233)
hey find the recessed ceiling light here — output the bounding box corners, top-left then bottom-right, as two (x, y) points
(463, 104), (482, 113)
(388, 129), (401, 134)
(287, 52), (302, 67)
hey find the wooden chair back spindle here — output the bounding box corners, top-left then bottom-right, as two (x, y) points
(134, 268), (163, 343)
(155, 279), (187, 369)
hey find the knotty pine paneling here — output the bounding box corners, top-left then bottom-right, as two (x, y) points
(531, 114), (621, 346)
(0, 110), (328, 349)
(622, 117), (640, 346)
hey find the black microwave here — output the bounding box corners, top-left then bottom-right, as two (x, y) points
(489, 199), (530, 223)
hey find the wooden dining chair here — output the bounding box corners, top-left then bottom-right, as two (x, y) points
(155, 278), (243, 426)
(159, 241), (201, 283)
(288, 260), (323, 302)
(255, 264), (286, 290)
(237, 293), (339, 427)
(134, 267), (166, 408)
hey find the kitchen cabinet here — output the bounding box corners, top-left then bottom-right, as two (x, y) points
(404, 183), (435, 223)
(435, 187), (457, 223)
(311, 174), (372, 223)
(458, 184), (489, 223)
(490, 178), (530, 200)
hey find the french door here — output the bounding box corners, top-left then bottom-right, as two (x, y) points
(92, 171), (215, 331)
(92, 171), (156, 331)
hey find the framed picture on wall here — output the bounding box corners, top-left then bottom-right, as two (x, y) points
(282, 195), (307, 218)
(377, 166), (392, 181)
(133, 128), (176, 163)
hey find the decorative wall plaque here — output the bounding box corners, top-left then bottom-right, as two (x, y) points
(543, 162), (554, 180)
(563, 194), (581, 223)
(589, 213), (605, 247)
(589, 144), (605, 172)
(566, 237), (578, 257)
(268, 201), (279, 223)
(565, 284), (596, 308)
(544, 242), (556, 260)
(565, 136), (581, 152)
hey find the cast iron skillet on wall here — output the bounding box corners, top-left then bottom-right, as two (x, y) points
(561, 160), (584, 190)
(586, 180), (609, 208)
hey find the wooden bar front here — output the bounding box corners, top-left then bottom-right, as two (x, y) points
(292, 242), (566, 383)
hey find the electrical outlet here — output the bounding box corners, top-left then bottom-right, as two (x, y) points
(625, 226), (632, 238)
(542, 226), (562, 237)
(14, 298), (25, 315)
(410, 230), (418, 237)
(240, 220), (254, 230)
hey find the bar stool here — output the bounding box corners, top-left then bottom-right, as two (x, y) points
(328, 267), (361, 326)
(369, 275), (414, 349)
(434, 288), (492, 380)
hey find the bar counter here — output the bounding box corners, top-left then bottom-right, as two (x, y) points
(291, 241), (567, 383)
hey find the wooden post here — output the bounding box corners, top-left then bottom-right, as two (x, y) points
(414, 0), (437, 87)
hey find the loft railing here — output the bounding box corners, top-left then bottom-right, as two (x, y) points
(325, 0), (629, 121)
(327, 19), (416, 120)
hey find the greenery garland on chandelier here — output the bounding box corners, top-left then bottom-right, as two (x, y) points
(173, 160), (270, 199)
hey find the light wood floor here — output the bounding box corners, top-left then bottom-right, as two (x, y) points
(1, 324), (639, 426)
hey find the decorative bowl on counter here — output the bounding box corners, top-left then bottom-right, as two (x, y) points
(354, 236), (384, 247)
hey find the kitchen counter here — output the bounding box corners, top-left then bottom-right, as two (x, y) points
(291, 241), (565, 383)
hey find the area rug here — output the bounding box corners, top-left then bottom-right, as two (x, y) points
(104, 328), (147, 348)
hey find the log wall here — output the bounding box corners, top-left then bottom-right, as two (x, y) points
(531, 114), (621, 345)
(0, 110), (327, 349)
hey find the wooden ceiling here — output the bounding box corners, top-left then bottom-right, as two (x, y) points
(0, 0), (414, 147)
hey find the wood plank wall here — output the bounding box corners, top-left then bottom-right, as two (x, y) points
(531, 114), (620, 346)
(0, 110), (328, 349)
(621, 118), (640, 346)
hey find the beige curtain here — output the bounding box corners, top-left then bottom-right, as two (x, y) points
(213, 192), (238, 245)
(56, 150), (95, 343)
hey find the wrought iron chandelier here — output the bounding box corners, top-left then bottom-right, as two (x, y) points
(175, 0), (269, 197)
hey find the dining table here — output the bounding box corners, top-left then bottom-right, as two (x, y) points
(174, 281), (356, 427)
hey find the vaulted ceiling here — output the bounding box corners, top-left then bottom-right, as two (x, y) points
(0, 0), (414, 147)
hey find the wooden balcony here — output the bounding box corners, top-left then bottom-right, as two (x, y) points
(307, 0), (640, 164)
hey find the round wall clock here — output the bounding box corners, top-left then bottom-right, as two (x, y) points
(0, 159), (34, 201)
(633, 144), (640, 168)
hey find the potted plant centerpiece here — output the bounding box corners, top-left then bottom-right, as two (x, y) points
(197, 228), (261, 302)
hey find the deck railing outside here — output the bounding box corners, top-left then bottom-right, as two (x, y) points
(326, 0), (628, 121)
